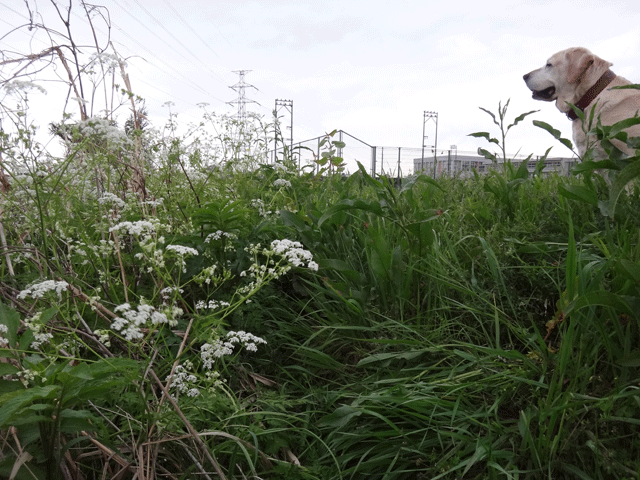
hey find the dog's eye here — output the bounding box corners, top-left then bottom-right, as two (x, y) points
(546, 62), (553, 68)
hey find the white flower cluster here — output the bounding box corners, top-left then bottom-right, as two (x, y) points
(160, 286), (184, 300)
(273, 162), (290, 174)
(134, 236), (166, 272)
(165, 245), (199, 257)
(98, 192), (126, 209)
(93, 329), (111, 347)
(79, 117), (130, 149)
(142, 197), (164, 208)
(195, 299), (230, 311)
(23, 312), (54, 350)
(200, 330), (267, 369)
(204, 230), (237, 243)
(17, 280), (69, 300)
(88, 52), (123, 73)
(167, 361), (200, 398)
(109, 220), (156, 237)
(0, 324), (9, 347)
(273, 178), (292, 188)
(270, 239), (319, 271)
(3, 80), (47, 95)
(165, 245), (198, 273)
(112, 302), (179, 341)
(251, 198), (273, 218)
(237, 240), (317, 295)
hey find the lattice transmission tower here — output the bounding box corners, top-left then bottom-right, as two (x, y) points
(227, 70), (258, 124)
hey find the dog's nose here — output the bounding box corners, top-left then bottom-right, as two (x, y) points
(523, 73), (530, 81)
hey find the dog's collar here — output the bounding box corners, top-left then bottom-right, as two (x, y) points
(566, 69), (616, 121)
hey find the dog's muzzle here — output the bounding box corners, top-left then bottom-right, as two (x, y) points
(523, 72), (556, 101)
(531, 86), (556, 101)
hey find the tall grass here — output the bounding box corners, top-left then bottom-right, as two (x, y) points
(1, 86), (639, 480)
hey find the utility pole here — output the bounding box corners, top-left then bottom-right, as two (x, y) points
(421, 111), (438, 177)
(274, 99), (293, 163)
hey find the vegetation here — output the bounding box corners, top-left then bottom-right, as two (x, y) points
(1, 3), (640, 479)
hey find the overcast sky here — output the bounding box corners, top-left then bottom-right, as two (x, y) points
(2, 0), (640, 172)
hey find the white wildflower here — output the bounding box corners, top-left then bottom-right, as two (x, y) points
(17, 280), (69, 300)
(166, 245), (198, 256)
(168, 363), (199, 397)
(111, 302), (174, 340)
(273, 162), (290, 173)
(143, 197), (164, 207)
(160, 286), (184, 299)
(269, 239), (317, 270)
(0, 324), (8, 347)
(109, 220), (156, 236)
(195, 299), (230, 311)
(94, 329), (111, 347)
(98, 192), (126, 209)
(200, 330), (266, 369)
(187, 388), (200, 397)
(251, 199), (272, 217)
(30, 332), (53, 350)
(204, 230), (237, 243)
(273, 178), (291, 188)
(3, 80), (47, 95)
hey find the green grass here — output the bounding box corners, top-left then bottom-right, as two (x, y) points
(1, 102), (639, 480)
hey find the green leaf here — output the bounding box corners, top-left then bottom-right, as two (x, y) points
(58, 408), (100, 433)
(601, 157), (640, 218)
(479, 107), (499, 127)
(279, 210), (311, 231)
(317, 198), (384, 227)
(558, 184), (598, 205)
(468, 131), (499, 145)
(565, 291), (635, 318)
(0, 364), (19, 377)
(318, 405), (362, 428)
(477, 148), (497, 162)
(572, 159), (620, 174)
(508, 109), (539, 130)
(0, 385), (61, 428)
(0, 302), (21, 347)
(515, 157), (531, 180)
(317, 258), (351, 271)
(611, 84), (640, 90)
(357, 349), (433, 367)
(617, 353), (640, 367)
(0, 380), (25, 395)
(616, 259), (640, 282)
(533, 120), (574, 150)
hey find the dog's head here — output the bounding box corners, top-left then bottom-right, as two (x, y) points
(523, 47), (612, 112)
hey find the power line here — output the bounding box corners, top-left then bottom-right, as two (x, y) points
(159, 0), (223, 60)
(109, 0), (227, 86)
(127, 0), (227, 85)
(109, 25), (227, 104)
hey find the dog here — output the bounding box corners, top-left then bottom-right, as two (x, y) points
(523, 47), (640, 159)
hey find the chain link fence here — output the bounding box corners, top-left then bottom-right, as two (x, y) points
(270, 130), (577, 178)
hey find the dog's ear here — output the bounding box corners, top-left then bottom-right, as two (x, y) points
(566, 50), (595, 84)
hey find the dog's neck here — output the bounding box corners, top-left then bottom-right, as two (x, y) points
(566, 70), (616, 121)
